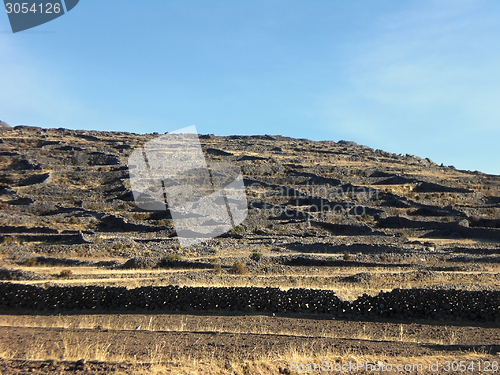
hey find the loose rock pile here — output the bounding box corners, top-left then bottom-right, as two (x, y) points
(349, 288), (499, 322)
(0, 283), (497, 323)
(0, 268), (43, 281)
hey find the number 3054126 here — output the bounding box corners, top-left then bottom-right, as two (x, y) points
(5, 3), (61, 14)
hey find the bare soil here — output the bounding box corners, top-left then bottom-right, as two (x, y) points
(1, 313), (499, 374)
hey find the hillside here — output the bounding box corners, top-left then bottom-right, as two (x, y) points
(1, 125), (499, 288)
(0, 125), (499, 374)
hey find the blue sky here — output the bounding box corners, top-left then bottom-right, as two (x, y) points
(1, 1), (499, 174)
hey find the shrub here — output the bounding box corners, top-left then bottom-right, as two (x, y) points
(213, 263), (222, 275)
(112, 241), (134, 250)
(165, 253), (182, 261)
(156, 219), (173, 226)
(24, 257), (39, 267)
(343, 253), (354, 261)
(231, 262), (248, 275)
(230, 225), (245, 234)
(59, 269), (74, 278)
(0, 236), (14, 245)
(156, 253), (183, 269)
(487, 207), (498, 216)
(131, 212), (150, 220)
(250, 252), (263, 261)
(68, 216), (80, 225)
(30, 203), (56, 216)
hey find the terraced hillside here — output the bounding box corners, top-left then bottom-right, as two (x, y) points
(0, 125), (499, 374)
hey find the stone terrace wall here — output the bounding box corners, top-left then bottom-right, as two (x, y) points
(0, 283), (498, 323)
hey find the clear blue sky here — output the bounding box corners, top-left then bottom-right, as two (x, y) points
(1, 1), (499, 174)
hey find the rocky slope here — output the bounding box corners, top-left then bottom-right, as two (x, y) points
(0, 125), (498, 298)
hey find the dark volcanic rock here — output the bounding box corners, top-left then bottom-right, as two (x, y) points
(0, 283), (498, 323)
(0, 268), (43, 281)
(122, 257), (158, 269)
(205, 148), (234, 157)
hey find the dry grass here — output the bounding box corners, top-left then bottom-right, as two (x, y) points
(14, 332), (116, 363)
(0, 314), (471, 347)
(0, 323), (493, 375)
